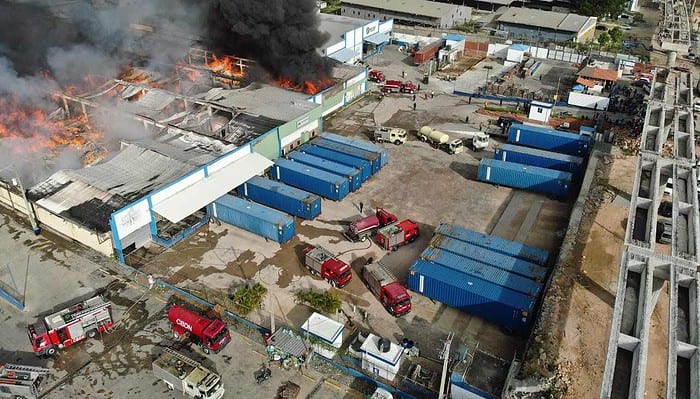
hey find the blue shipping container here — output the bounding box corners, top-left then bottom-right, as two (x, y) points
(478, 158), (572, 198)
(312, 137), (381, 174)
(420, 247), (542, 297)
(409, 260), (535, 334)
(286, 151), (362, 192)
(508, 123), (591, 156)
(210, 194), (295, 243)
(272, 158), (350, 201)
(429, 235), (548, 281)
(435, 224), (549, 266)
(321, 132), (389, 168)
(298, 144), (371, 182)
(495, 144), (583, 177)
(237, 176), (321, 220)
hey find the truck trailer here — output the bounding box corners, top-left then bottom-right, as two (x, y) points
(361, 262), (411, 316)
(152, 348), (225, 399)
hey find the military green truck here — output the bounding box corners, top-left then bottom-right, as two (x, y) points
(374, 126), (407, 145)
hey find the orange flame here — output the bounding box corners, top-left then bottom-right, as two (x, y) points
(274, 75), (333, 95)
(205, 54), (246, 79)
(0, 97), (105, 165)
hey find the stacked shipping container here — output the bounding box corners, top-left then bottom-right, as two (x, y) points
(477, 159), (572, 198)
(272, 158), (350, 201)
(419, 247), (542, 297)
(321, 132), (389, 168)
(435, 223), (549, 265)
(298, 144), (372, 182)
(507, 123), (591, 156)
(494, 144), (583, 177)
(408, 223), (549, 334)
(409, 260), (535, 334)
(209, 194), (295, 243)
(427, 235), (548, 281)
(311, 138), (382, 174)
(236, 176), (321, 220)
(286, 152), (362, 192)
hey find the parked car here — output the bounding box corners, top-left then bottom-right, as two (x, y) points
(664, 178), (673, 196)
(620, 25), (632, 30)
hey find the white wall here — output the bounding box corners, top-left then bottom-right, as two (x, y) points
(568, 91), (610, 109)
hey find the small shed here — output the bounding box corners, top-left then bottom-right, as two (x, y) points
(528, 100), (553, 123)
(506, 44), (530, 66)
(360, 334), (403, 381)
(301, 312), (345, 359)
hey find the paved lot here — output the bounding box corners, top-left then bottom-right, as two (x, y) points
(0, 213), (366, 399)
(0, 43), (574, 398)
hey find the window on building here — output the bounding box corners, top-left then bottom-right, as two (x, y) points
(537, 107), (543, 113)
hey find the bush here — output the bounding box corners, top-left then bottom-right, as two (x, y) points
(295, 290), (342, 313)
(230, 283), (267, 316)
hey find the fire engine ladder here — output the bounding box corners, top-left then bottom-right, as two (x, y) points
(4, 363), (50, 374)
(162, 347), (201, 368)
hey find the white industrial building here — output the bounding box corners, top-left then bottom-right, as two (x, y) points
(496, 7), (597, 43)
(0, 50), (369, 264)
(359, 334), (404, 380)
(340, 0), (471, 28)
(320, 14), (394, 64)
(301, 312), (345, 359)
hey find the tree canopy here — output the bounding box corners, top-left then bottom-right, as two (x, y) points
(575, 0), (626, 18)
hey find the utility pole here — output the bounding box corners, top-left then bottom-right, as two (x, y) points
(438, 332), (454, 399)
(1, 167), (40, 235)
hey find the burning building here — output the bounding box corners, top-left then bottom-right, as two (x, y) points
(0, 2), (368, 261)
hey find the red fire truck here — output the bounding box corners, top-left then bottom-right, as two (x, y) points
(375, 219), (420, 251)
(381, 80), (418, 94)
(27, 296), (113, 357)
(168, 305), (231, 354)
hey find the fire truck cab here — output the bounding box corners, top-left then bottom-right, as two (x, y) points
(27, 296), (113, 357)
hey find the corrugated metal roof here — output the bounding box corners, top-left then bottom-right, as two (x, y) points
(200, 85), (316, 124)
(67, 144), (195, 201)
(578, 66), (619, 82)
(497, 7), (595, 33)
(480, 158), (572, 179)
(269, 328), (309, 358)
(152, 152), (273, 223)
(213, 195), (293, 226)
(498, 144), (584, 164)
(329, 47), (358, 63)
(364, 32), (391, 45)
(342, 0), (466, 19)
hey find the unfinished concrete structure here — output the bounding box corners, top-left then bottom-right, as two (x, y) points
(600, 69), (700, 398)
(655, 0), (694, 54)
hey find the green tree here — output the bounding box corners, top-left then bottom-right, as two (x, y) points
(608, 27), (624, 44)
(576, 0), (626, 18)
(597, 32), (611, 48)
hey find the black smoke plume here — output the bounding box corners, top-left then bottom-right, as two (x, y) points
(206, 0), (333, 84)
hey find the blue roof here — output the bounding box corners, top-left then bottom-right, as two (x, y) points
(510, 43), (530, 51)
(509, 123), (586, 140)
(444, 34), (465, 41)
(274, 158), (347, 184)
(244, 176), (318, 202)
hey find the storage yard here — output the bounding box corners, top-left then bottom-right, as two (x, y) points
(0, 1), (699, 399)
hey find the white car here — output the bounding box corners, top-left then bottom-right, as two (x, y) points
(664, 178), (673, 196)
(621, 25), (632, 30)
